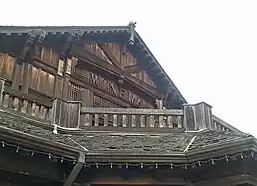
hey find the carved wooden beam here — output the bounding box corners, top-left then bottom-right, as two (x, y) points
(124, 64), (141, 73)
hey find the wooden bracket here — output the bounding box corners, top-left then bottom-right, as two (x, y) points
(63, 152), (85, 186)
(19, 30), (46, 62)
(60, 31), (83, 60)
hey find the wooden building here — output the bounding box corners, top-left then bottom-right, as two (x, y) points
(0, 23), (256, 186)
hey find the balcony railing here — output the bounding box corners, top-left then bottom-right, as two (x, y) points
(80, 107), (183, 128)
(0, 78), (240, 133)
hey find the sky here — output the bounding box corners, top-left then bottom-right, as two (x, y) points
(1, 0), (257, 136)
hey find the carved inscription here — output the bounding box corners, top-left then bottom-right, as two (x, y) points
(89, 73), (141, 105)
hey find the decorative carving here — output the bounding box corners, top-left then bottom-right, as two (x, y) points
(128, 22), (136, 46)
(89, 72), (141, 105)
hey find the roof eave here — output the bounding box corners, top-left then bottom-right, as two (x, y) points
(134, 31), (187, 104)
(0, 125), (83, 159)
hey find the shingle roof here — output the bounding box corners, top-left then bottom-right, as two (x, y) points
(0, 109), (253, 156)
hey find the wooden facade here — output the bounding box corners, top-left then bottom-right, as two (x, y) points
(0, 24), (256, 186)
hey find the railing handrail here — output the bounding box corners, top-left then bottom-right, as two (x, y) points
(212, 115), (242, 133)
(81, 107), (183, 115)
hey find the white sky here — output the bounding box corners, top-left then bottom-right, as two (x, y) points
(1, 0), (256, 136)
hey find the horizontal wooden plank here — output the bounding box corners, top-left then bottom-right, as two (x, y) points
(33, 58), (57, 75)
(81, 107), (183, 115)
(4, 86), (52, 108)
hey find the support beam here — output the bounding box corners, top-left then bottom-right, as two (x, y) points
(124, 64), (141, 73)
(98, 43), (123, 69)
(63, 152), (85, 186)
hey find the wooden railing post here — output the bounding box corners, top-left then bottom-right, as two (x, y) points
(0, 77), (5, 106)
(183, 102), (214, 131)
(51, 98), (81, 128)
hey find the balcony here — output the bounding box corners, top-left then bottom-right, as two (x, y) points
(0, 77), (240, 133)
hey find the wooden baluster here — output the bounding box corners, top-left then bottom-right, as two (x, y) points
(35, 105), (40, 117)
(2, 94), (9, 108)
(140, 115), (145, 127)
(122, 115), (127, 127)
(31, 103), (37, 116)
(167, 116), (173, 128)
(21, 100), (28, 114)
(149, 115), (154, 127)
(8, 96), (14, 109)
(85, 114), (92, 126)
(94, 114), (99, 126)
(177, 116), (182, 128)
(39, 106), (44, 119)
(104, 114), (108, 126)
(27, 102), (33, 116)
(12, 97), (19, 111)
(159, 115), (164, 128)
(113, 114), (117, 127)
(213, 121), (217, 130)
(47, 108), (52, 120)
(131, 115), (136, 127)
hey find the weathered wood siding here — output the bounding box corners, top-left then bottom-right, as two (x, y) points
(38, 47), (58, 68)
(30, 66), (55, 97)
(84, 43), (156, 88)
(0, 53), (15, 81)
(51, 99), (80, 128)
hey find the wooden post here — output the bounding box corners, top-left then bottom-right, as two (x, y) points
(51, 98), (81, 128)
(11, 60), (22, 90)
(21, 63), (32, 93)
(63, 152), (85, 186)
(183, 102), (213, 131)
(0, 77), (5, 106)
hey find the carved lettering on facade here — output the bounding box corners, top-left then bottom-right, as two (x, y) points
(89, 72), (141, 105)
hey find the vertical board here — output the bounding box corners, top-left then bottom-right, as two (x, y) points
(29, 65), (55, 97)
(0, 53), (15, 80)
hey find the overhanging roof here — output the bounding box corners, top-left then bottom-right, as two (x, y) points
(0, 23), (187, 106)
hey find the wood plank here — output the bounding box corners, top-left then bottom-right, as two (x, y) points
(4, 86), (52, 108)
(81, 107), (183, 115)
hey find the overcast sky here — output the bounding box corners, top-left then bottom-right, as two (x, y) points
(1, 0), (256, 136)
